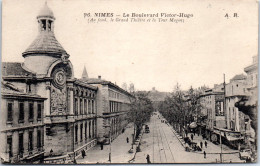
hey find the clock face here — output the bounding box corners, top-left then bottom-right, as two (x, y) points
(53, 70), (66, 88)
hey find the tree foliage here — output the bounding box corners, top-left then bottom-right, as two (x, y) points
(159, 84), (203, 135)
(128, 91), (154, 136)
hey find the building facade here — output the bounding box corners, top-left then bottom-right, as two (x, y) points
(1, 3), (98, 163)
(0, 81), (45, 163)
(84, 76), (134, 144)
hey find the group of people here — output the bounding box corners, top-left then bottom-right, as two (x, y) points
(189, 133), (208, 159)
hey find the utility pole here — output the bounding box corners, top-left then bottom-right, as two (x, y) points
(219, 130), (223, 163)
(219, 74), (225, 163)
(223, 74), (227, 128)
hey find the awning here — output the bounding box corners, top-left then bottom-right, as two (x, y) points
(225, 135), (243, 141)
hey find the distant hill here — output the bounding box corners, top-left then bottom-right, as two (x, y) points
(148, 90), (170, 102)
(137, 89), (170, 102)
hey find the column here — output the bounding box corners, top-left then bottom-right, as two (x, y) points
(112, 102), (114, 112)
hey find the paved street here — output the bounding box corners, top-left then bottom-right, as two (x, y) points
(133, 113), (244, 163)
(77, 113), (245, 164)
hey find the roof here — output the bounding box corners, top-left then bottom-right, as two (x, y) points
(83, 78), (110, 84)
(2, 62), (35, 77)
(22, 31), (67, 57)
(231, 74), (246, 81)
(83, 78), (134, 97)
(1, 81), (45, 99)
(37, 2), (55, 19)
(74, 79), (98, 90)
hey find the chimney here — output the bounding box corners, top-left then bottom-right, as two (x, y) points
(98, 75), (101, 80)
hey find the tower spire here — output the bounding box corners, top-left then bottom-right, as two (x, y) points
(82, 65), (88, 80)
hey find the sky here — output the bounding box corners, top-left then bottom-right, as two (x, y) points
(2, 0), (258, 92)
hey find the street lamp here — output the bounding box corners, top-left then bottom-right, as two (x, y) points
(108, 119), (112, 163)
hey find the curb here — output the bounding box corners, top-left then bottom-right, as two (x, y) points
(128, 128), (145, 163)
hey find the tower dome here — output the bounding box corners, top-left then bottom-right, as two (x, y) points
(37, 2), (55, 19)
(22, 2), (67, 58)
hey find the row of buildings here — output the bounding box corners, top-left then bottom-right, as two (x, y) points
(191, 56), (258, 158)
(0, 3), (134, 164)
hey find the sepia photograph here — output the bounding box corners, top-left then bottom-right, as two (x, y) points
(0, 0), (258, 164)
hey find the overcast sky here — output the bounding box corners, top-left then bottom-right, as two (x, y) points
(2, 0), (258, 92)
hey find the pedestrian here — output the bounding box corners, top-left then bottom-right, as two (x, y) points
(193, 130), (196, 135)
(100, 142), (104, 150)
(204, 151), (206, 159)
(126, 137), (129, 143)
(81, 150), (86, 158)
(146, 154), (151, 164)
(205, 141), (207, 148)
(200, 141), (203, 149)
(191, 134), (194, 140)
(49, 149), (53, 157)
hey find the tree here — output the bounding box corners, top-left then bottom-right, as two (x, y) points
(159, 84), (203, 137)
(128, 91), (154, 139)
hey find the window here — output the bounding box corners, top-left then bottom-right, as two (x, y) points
(75, 98), (78, 115)
(80, 124), (83, 142)
(7, 135), (12, 157)
(75, 125), (78, 143)
(85, 122), (87, 139)
(19, 102), (24, 122)
(48, 20), (52, 31)
(37, 130), (42, 148)
(80, 99), (83, 115)
(7, 102), (13, 122)
(29, 103), (34, 121)
(88, 100), (91, 114)
(89, 121), (91, 138)
(41, 20), (46, 31)
(27, 84), (31, 93)
(92, 120), (95, 138)
(92, 100), (94, 113)
(28, 131), (33, 151)
(37, 103), (42, 120)
(84, 99), (87, 114)
(19, 133), (24, 154)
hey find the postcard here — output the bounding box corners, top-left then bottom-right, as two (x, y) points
(1, 0), (258, 164)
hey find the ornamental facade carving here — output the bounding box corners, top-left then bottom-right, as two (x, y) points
(50, 85), (67, 115)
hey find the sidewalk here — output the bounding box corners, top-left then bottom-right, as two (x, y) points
(172, 129), (242, 163)
(77, 123), (136, 164)
(186, 133), (238, 154)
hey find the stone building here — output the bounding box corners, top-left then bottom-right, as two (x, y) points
(244, 56), (258, 105)
(1, 3), (98, 163)
(82, 75), (134, 144)
(0, 81), (45, 163)
(199, 84), (225, 141)
(222, 74), (249, 149)
(225, 74), (248, 132)
(243, 55), (258, 157)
